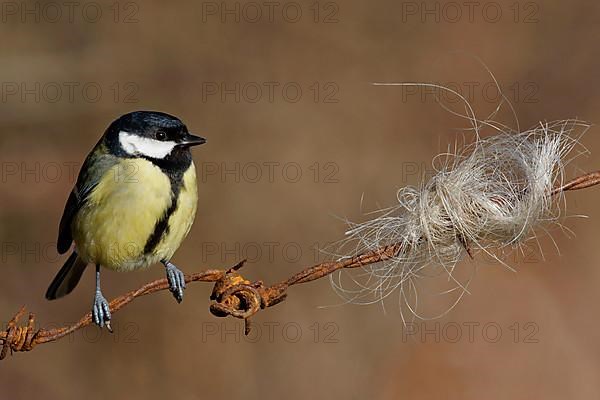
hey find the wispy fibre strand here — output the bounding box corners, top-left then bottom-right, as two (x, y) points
(332, 119), (589, 320)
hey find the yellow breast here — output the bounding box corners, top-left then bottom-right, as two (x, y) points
(72, 159), (198, 272)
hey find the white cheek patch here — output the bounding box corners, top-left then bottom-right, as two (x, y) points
(118, 131), (177, 159)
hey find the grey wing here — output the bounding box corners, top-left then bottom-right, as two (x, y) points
(56, 148), (118, 254)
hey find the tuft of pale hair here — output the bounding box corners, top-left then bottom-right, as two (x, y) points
(330, 119), (589, 321)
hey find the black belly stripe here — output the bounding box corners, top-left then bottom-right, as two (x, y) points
(143, 171), (186, 255)
(140, 148), (193, 255)
(143, 192), (178, 255)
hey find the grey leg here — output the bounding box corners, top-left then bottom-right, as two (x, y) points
(92, 264), (112, 332)
(162, 260), (186, 303)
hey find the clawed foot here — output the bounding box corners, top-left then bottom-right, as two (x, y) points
(164, 261), (186, 303)
(92, 292), (112, 332)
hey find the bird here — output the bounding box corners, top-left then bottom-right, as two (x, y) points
(45, 111), (206, 330)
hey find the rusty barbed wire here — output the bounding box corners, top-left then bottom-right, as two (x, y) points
(0, 269), (224, 359)
(1, 170), (599, 360)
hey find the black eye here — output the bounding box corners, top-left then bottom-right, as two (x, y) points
(156, 131), (167, 140)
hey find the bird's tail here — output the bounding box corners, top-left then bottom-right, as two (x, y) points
(46, 251), (88, 300)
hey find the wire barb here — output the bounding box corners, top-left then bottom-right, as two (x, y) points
(0, 307), (38, 360)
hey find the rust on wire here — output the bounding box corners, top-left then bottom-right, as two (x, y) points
(551, 170), (600, 195)
(1, 171), (600, 360)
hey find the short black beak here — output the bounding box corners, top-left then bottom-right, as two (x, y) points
(180, 134), (206, 147)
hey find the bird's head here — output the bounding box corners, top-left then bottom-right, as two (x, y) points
(105, 111), (206, 161)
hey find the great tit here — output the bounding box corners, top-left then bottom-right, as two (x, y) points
(46, 111), (206, 329)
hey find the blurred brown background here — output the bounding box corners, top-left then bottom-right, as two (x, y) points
(1, 0), (600, 398)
